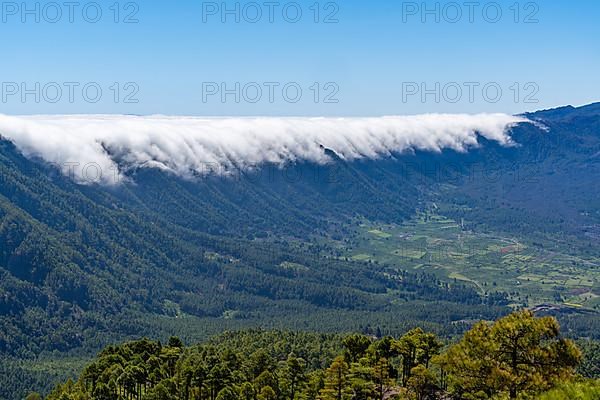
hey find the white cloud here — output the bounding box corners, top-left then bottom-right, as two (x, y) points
(0, 114), (528, 185)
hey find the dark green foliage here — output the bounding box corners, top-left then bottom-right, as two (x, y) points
(44, 331), (343, 400)
(578, 340), (600, 379)
(43, 313), (593, 400)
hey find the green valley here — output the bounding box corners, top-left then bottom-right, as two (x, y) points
(317, 210), (600, 310)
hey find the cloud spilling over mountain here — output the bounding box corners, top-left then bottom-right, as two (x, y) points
(0, 114), (527, 184)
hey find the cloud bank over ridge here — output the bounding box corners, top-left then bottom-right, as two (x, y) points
(0, 114), (527, 185)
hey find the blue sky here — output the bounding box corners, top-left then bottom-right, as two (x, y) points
(0, 0), (598, 116)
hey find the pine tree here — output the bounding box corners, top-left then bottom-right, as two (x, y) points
(318, 356), (352, 400)
(441, 310), (581, 399)
(394, 328), (441, 386)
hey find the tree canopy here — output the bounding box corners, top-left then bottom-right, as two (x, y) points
(41, 312), (597, 400)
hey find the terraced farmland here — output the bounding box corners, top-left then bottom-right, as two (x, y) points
(325, 211), (600, 310)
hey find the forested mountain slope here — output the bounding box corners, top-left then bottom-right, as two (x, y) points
(0, 134), (504, 356)
(0, 104), (599, 399)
